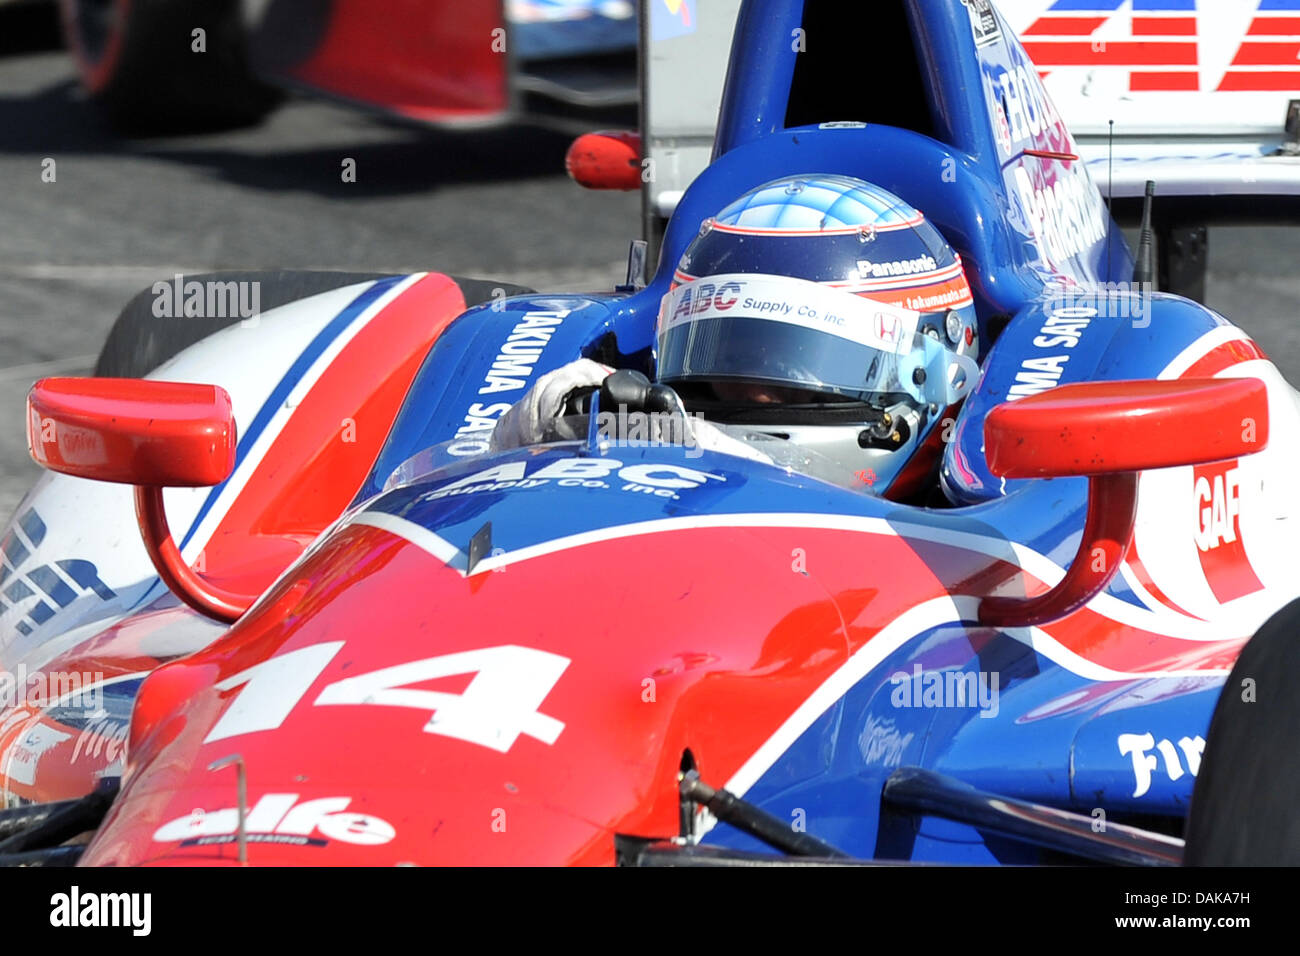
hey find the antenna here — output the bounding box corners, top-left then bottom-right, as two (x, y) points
(1133, 180), (1156, 288)
(1106, 119), (1114, 280)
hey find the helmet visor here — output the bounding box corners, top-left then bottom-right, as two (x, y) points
(656, 273), (976, 407)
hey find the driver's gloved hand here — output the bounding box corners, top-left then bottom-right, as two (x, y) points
(489, 359), (613, 451)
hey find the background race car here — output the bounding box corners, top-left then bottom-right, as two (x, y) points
(59, 0), (638, 132)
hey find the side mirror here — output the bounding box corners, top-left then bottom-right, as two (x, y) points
(980, 377), (1269, 627)
(28, 377), (236, 486)
(27, 378), (250, 622)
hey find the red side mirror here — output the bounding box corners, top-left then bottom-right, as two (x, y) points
(980, 378), (1269, 627)
(27, 378), (236, 487)
(565, 130), (642, 190)
(27, 378), (250, 623)
(985, 378), (1268, 478)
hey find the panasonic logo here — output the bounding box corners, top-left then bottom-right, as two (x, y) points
(856, 255), (938, 279)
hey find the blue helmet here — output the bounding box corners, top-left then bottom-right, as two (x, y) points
(655, 174), (980, 497)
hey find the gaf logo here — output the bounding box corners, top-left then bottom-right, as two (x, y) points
(1009, 0), (1300, 92)
(1192, 460), (1264, 603)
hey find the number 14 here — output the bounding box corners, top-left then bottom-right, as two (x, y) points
(203, 643), (570, 753)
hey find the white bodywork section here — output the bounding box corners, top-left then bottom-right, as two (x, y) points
(0, 277), (421, 676)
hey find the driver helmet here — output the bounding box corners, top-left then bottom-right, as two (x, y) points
(655, 174), (980, 496)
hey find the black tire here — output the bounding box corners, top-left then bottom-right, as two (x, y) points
(59, 0), (282, 133)
(94, 271), (399, 377)
(94, 271), (538, 378)
(1183, 596), (1300, 865)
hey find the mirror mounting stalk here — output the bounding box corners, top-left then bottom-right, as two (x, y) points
(134, 486), (253, 624)
(979, 472), (1137, 628)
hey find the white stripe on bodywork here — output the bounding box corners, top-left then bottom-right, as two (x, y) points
(350, 512), (465, 570)
(1157, 326), (1252, 380)
(723, 595), (979, 798)
(1015, 627), (1232, 681)
(171, 273), (427, 566)
(715, 594), (1232, 816)
(46, 670), (152, 709)
(351, 507), (1248, 641)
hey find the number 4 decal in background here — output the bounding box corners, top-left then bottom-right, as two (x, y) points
(204, 643), (570, 753)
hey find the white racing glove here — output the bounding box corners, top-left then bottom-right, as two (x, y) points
(490, 358), (613, 451)
(490, 359), (776, 467)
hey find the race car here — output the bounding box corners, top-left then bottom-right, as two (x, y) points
(2, 0), (1299, 866)
(58, 0), (637, 132)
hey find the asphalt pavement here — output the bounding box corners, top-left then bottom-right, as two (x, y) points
(1, 13), (1298, 525)
(0, 22), (640, 522)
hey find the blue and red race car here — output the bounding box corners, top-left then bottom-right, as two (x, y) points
(58, 0), (638, 131)
(1, 0), (1298, 866)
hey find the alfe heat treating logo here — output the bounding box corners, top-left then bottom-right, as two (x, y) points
(154, 794), (395, 847)
(1019, 0), (1300, 93)
(1192, 459), (1264, 603)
